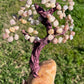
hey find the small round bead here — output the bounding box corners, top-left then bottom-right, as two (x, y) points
(48, 29), (54, 35)
(69, 1), (75, 6)
(33, 10), (37, 15)
(48, 15), (55, 22)
(64, 35), (69, 40)
(48, 35), (54, 41)
(70, 31), (75, 36)
(47, 14), (51, 18)
(3, 33), (9, 39)
(5, 29), (10, 34)
(33, 30), (38, 35)
(30, 36), (35, 43)
(50, 0), (56, 3)
(28, 27), (34, 33)
(28, 17), (33, 21)
(14, 26), (19, 31)
(9, 27), (15, 33)
(22, 11), (28, 17)
(63, 5), (68, 10)
(18, 10), (24, 15)
(50, 3), (56, 8)
(45, 3), (51, 8)
(63, 13), (66, 17)
(64, 24), (69, 31)
(10, 19), (16, 25)
(68, 5), (73, 11)
(25, 4), (30, 8)
(56, 28), (63, 34)
(41, 0), (46, 4)
(35, 20), (40, 25)
(67, 14), (72, 20)
(35, 37), (40, 41)
(28, 10), (32, 15)
(58, 37), (63, 43)
(31, 5), (35, 10)
(30, 20), (35, 25)
(59, 13), (64, 19)
(53, 20), (59, 27)
(70, 35), (73, 40)
(63, 39), (67, 43)
(21, 6), (25, 10)
(25, 35), (30, 40)
(57, 11), (62, 15)
(57, 4), (61, 10)
(14, 34), (19, 40)
(20, 19), (27, 24)
(26, 0), (32, 5)
(69, 25), (74, 31)
(8, 36), (13, 42)
(52, 38), (58, 44)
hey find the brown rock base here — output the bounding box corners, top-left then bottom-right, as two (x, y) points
(22, 59), (57, 84)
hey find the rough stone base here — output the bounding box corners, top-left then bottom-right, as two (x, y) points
(22, 59), (57, 84)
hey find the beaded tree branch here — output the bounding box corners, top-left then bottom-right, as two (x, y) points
(22, 1), (75, 77)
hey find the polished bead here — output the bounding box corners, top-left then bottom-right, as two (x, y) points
(25, 35), (30, 40)
(35, 20), (40, 25)
(8, 36), (13, 42)
(28, 27), (34, 33)
(67, 14), (72, 20)
(9, 27), (15, 33)
(63, 39), (67, 43)
(30, 36), (35, 43)
(21, 6), (25, 10)
(58, 37), (63, 43)
(22, 11), (28, 17)
(10, 19), (16, 25)
(26, 0), (32, 5)
(25, 4), (30, 8)
(52, 38), (58, 44)
(64, 24), (69, 31)
(70, 35), (73, 40)
(3, 33), (9, 39)
(57, 11), (62, 15)
(48, 35), (54, 41)
(59, 13), (64, 19)
(14, 26), (19, 30)
(20, 19), (27, 24)
(70, 31), (75, 36)
(50, 3), (56, 8)
(18, 10), (24, 15)
(68, 6), (73, 11)
(64, 35), (69, 40)
(63, 5), (68, 10)
(69, 1), (75, 6)
(48, 29), (54, 35)
(48, 15), (55, 22)
(35, 37), (40, 41)
(28, 10), (32, 15)
(53, 20), (59, 27)
(45, 3), (51, 8)
(56, 28), (63, 34)
(41, 0), (46, 4)
(5, 29), (10, 34)
(33, 30), (38, 35)
(57, 4), (61, 10)
(14, 34), (19, 40)
(33, 10), (37, 15)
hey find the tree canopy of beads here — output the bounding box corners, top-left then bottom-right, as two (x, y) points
(2, 0), (75, 77)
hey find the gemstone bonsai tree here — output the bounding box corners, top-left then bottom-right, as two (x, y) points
(2, 0), (75, 78)
(22, 0), (75, 77)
